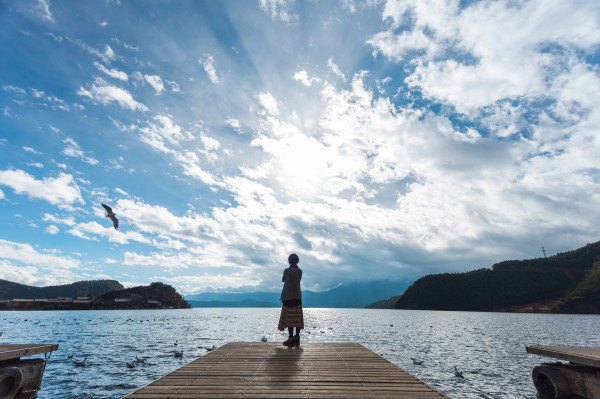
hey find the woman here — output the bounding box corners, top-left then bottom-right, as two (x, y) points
(278, 253), (304, 346)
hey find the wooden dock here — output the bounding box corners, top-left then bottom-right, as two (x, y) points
(526, 344), (600, 368)
(125, 342), (447, 398)
(0, 344), (58, 361)
(526, 345), (600, 399)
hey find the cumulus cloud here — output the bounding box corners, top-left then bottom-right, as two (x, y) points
(68, 221), (150, 245)
(134, 115), (218, 185)
(45, 225), (59, 234)
(35, 0), (54, 22)
(62, 137), (99, 165)
(94, 61), (128, 81)
(199, 55), (219, 84)
(259, 0), (296, 22)
(22, 146), (40, 154)
(77, 77), (148, 111)
(0, 169), (84, 208)
(143, 74), (164, 94)
(368, 0), (600, 113)
(3, 85), (26, 94)
(293, 70), (312, 87)
(138, 114), (193, 150)
(257, 92), (280, 115)
(0, 238), (78, 269)
(327, 57), (345, 80)
(43, 213), (76, 226)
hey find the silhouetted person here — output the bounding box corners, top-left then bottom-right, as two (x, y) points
(278, 253), (303, 346)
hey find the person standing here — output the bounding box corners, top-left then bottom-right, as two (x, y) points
(278, 253), (304, 346)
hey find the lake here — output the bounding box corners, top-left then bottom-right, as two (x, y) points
(1, 308), (599, 398)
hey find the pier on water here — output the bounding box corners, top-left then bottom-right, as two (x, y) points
(126, 342), (447, 398)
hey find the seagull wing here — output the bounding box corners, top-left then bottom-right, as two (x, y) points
(101, 203), (113, 213)
(109, 215), (119, 230)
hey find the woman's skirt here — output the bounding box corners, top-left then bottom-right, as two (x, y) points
(277, 304), (304, 331)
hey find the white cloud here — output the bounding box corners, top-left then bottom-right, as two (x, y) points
(199, 55), (219, 84)
(27, 162), (44, 168)
(154, 274), (261, 294)
(144, 74), (164, 94)
(166, 80), (180, 92)
(62, 137), (99, 165)
(35, 0), (54, 22)
(200, 134), (220, 151)
(0, 238), (78, 269)
(226, 117), (240, 129)
(327, 58), (346, 80)
(45, 225), (59, 234)
(3, 85), (26, 94)
(32, 89), (45, 98)
(0, 261), (77, 286)
(77, 77), (148, 111)
(22, 146), (40, 154)
(139, 114), (194, 150)
(94, 61), (128, 81)
(368, 0), (600, 113)
(99, 21), (108, 27)
(43, 213), (76, 226)
(259, 0), (296, 22)
(293, 70), (312, 87)
(68, 221), (150, 245)
(104, 258), (117, 264)
(0, 169), (84, 208)
(114, 187), (128, 196)
(257, 92), (280, 115)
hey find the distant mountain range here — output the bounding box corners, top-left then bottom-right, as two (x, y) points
(186, 280), (410, 308)
(0, 279), (124, 299)
(367, 241), (600, 314)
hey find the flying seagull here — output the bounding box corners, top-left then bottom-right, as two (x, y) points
(101, 203), (119, 230)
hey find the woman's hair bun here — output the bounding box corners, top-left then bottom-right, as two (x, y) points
(288, 253), (299, 265)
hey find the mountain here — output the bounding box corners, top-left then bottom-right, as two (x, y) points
(185, 280), (410, 308)
(365, 295), (403, 309)
(376, 241), (600, 313)
(98, 282), (191, 309)
(0, 279), (124, 300)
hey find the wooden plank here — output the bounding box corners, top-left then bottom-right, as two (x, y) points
(124, 342), (446, 398)
(0, 344), (59, 361)
(526, 345), (600, 368)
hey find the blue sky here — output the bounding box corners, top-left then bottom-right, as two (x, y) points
(1, 0), (600, 294)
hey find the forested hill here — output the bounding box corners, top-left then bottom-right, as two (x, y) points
(0, 279), (124, 299)
(99, 282), (191, 309)
(370, 241), (600, 313)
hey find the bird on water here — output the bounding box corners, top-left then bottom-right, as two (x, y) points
(101, 203), (119, 230)
(453, 366), (464, 378)
(75, 357), (87, 367)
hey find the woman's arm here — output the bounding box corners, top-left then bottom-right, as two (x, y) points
(282, 269), (287, 282)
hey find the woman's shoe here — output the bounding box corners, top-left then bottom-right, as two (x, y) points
(283, 337), (294, 346)
(293, 335), (300, 346)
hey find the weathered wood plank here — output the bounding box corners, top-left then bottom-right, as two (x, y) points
(124, 342), (447, 398)
(0, 344), (59, 361)
(526, 345), (600, 368)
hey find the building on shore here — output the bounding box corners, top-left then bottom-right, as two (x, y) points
(0, 295), (166, 311)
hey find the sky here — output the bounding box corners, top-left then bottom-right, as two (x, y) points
(1, 0), (600, 294)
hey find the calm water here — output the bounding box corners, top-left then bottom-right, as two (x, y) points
(1, 308), (599, 398)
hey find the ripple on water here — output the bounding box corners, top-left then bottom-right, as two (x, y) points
(1, 308), (599, 398)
